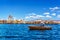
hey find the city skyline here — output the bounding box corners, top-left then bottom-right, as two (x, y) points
(0, 0), (60, 20)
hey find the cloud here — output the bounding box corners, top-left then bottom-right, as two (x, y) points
(51, 13), (56, 16)
(57, 15), (60, 18)
(25, 13), (44, 19)
(28, 13), (36, 16)
(25, 16), (29, 19)
(37, 15), (44, 18)
(45, 15), (52, 18)
(49, 7), (60, 11)
(25, 13), (53, 20)
(44, 12), (50, 15)
(25, 15), (44, 19)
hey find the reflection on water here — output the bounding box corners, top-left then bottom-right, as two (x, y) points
(0, 24), (60, 40)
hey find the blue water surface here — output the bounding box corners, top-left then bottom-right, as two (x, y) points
(0, 24), (60, 40)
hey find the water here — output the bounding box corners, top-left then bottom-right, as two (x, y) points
(0, 24), (60, 40)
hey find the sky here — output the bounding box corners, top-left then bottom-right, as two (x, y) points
(0, 0), (60, 20)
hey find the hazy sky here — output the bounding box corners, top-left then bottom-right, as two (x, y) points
(0, 0), (60, 20)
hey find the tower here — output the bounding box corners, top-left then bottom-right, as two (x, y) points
(7, 15), (14, 23)
(8, 15), (13, 20)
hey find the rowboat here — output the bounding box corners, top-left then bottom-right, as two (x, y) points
(29, 26), (51, 30)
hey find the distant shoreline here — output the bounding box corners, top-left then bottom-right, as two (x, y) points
(0, 20), (60, 24)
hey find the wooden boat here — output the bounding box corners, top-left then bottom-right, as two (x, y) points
(29, 26), (51, 30)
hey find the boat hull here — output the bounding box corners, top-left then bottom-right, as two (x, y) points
(29, 26), (51, 30)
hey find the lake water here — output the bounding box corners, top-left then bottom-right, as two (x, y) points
(0, 24), (60, 40)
